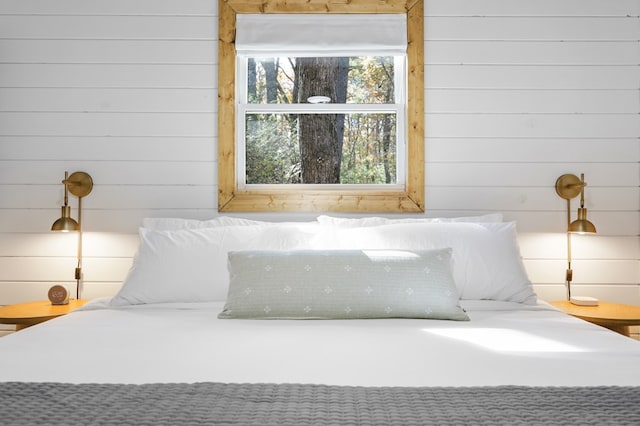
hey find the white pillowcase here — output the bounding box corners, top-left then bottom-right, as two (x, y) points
(110, 225), (316, 306)
(316, 213), (503, 228)
(310, 221), (536, 304)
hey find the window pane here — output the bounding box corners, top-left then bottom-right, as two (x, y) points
(246, 56), (396, 104)
(245, 113), (397, 185)
(245, 113), (301, 184)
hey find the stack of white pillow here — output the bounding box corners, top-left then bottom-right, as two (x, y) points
(109, 214), (536, 313)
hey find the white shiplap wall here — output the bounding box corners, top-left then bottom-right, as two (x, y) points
(0, 1), (638, 310)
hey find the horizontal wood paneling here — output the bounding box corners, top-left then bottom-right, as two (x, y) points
(0, 112), (216, 136)
(425, 163), (639, 187)
(2, 185), (216, 209)
(425, 187), (639, 213)
(0, 0), (216, 15)
(0, 233), (139, 257)
(0, 15), (216, 39)
(425, 65), (639, 89)
(0, 161), (216, 185)
(0, 137), (216, 161)
(424, 17), (639, 40)
(519, 234), (640, 260)
(426, 139), (639, 162)
(0, 88), (217, 112)
(425, 41), (639, 65)
(0, 64), (217, 87)
(424, 0), (640, 16)
(0, 258), (131, 282)
(0, 0), (637, 306)
(425, 114), (639, 138)
(525, 259), (639, 284)
(0, 209), (219, 234)
(425, 90), (639, 113)
(0, 40), (217, 64)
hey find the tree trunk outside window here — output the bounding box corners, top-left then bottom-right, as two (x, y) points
(296, 57), (349, 184)
(260, 59), (278, 103)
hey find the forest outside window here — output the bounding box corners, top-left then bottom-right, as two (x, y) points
(218, 0), (424, 212)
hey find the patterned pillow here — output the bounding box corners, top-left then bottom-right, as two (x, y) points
(219, 249), (469, 321)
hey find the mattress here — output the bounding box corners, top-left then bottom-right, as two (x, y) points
(1, 299), (639, 387)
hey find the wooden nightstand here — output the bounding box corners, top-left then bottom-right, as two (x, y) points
(550, 300), (640, 338)
(0, 300), (88, 331)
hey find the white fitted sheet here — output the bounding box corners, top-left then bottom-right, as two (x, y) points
(1, 299), (639, 387)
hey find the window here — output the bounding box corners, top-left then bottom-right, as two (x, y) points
(235, 14), (406, 189)
(218, 0), (424, 212)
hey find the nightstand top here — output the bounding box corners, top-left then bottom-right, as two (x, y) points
(550, 300), (640, 325)
(0, 300), (88, 325)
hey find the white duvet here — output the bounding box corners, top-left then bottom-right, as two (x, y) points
(1, 299), (639, 387)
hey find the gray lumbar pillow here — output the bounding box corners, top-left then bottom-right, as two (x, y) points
(219, 248), (468, 321)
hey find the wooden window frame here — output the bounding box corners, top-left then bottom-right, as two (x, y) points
(218, 0), (424, 213)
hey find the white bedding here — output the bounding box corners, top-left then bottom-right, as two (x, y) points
(1, 299), (639, 387)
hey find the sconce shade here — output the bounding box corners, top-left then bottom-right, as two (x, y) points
(569, 207), (596, 234)
(51, 205), (80, 232)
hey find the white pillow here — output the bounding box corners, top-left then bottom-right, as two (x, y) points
(110, 225), (316, 306)
(316, 213), (503, 228)
(310, 221), (536, 304)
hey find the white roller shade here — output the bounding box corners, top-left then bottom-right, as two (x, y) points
(235, 14), (407, 56)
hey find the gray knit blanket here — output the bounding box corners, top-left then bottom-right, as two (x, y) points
(1, 382), (639, 425)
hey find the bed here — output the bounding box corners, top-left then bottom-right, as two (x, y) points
(1, 215), (640, 425)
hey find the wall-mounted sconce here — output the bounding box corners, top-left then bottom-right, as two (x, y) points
(555, 173), (598, 306)
(51, 171), (93, 302)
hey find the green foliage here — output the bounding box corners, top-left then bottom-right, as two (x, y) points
(245, 114), (300, 184)
(246, 56), (397, 185)
(341, 114), (396, 184)
(347, 57), (395, 104)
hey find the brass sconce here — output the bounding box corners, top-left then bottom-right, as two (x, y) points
(51, 171), (93, 301)
(555, 173), (597, 306)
